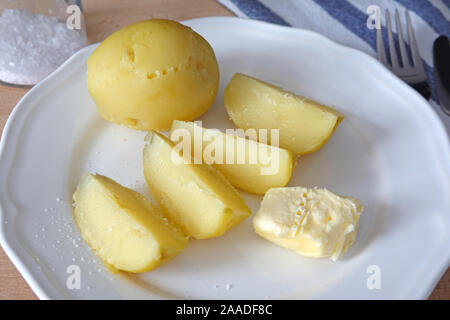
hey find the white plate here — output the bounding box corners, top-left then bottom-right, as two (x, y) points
(1, 17), (449, 300)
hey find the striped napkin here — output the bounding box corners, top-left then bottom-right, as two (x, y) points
(217, 0), (450, 133)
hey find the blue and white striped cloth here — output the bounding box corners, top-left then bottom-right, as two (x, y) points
(217, 0), (450, 133)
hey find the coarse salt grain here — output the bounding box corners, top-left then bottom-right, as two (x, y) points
(0, 9), (86, 85)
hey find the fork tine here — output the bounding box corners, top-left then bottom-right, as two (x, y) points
(376, 22), (387, 65)
(386, 9), (399, 69)
(395, 9), (410, 67)
(406, 9), (422, 67)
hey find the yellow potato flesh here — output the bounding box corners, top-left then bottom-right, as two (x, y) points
(143, 131), (251, 239)
(169, 120), (295, 195)
(87, 19), (219, 130)
(224, 73), (344, 155)
(73, 173), (187, 273)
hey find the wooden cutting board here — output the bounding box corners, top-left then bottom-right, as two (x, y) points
(0, 0), (448, 300)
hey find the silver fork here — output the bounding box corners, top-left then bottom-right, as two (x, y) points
(376, 9), (431, 99)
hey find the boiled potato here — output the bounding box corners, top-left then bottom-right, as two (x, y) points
(224, 73), (344, 155)
(73, 172), (187, 273)
(143, 130), (251, 239)
(169, 120), (295, 194)
(87, 19), (219, 130)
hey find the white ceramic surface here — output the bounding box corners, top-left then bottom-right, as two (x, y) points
(0, 17), (449, 300)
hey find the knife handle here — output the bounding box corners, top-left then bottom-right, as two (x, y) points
(433, 35), (450, 116)
(411, 82), (431, 100)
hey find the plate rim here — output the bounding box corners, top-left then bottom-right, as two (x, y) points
(0, 16), (449, 300)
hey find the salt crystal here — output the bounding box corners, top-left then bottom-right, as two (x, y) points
(0, 9), (87, 85)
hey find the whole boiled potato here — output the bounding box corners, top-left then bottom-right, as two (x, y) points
(87, 19), (219, 130)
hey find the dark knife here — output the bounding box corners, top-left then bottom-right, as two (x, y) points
(433, 35), (450, 116)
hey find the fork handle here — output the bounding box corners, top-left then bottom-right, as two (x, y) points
(411, 81), (431, 100)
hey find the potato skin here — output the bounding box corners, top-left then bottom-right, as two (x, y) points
(87, 19), (219, 130)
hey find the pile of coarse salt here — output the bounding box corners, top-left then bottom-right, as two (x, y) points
(0, 9), (87, 85)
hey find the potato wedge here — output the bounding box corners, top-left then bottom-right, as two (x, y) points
(224, 73), (344, 155)
(169, 120), (295, 194)
(143, 130), (251, 239)
(73, 172), (187, 273)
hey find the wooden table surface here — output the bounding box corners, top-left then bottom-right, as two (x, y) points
(0, 0), (448, 300)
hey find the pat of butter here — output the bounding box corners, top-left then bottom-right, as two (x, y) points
(253, 187), (363, 260)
